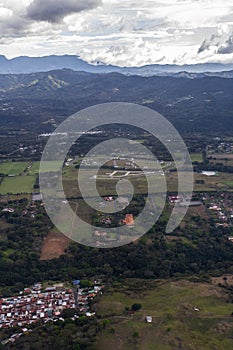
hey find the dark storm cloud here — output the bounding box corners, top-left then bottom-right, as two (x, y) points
(0, 16), (28, 39)
(218, 34), (233, 54)
(26, 0), (102, 23)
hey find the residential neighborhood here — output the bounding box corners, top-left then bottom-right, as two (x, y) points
(0, 281), (103, 344)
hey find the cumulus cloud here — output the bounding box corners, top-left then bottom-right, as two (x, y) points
(26, 0), (102, 23)
(198, 24), (232, 54)
(218, 34), (233, 54)
(198, 34), (218, 53)
(0, 5), (28, 38)
(1, 0), (233, 65)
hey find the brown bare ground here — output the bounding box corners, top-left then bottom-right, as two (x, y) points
(211, 275), (233, 287)
(211, 154), (233, 160)
(188, 204), (209, 220)
(198, 283), (224, 298)
(40, 230), (70, 260)
(166, 235), (182, 241)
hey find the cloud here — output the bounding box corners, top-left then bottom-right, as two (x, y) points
(198, 38), (210, 54)
(0, 6), (28, 38)
(1, 0), (233, 66)
(198, 24), (231, 54)
(218, 33), (233, 54)
(198, 34), (217, 53)
(26, 0), (102, 23)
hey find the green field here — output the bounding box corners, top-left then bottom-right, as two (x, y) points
(190, 153), (203, 163)
(28, 161), (40, 175)
(28, 161), (64, 175)
(0, 176), (36, 195)
(0, 161), (29, 175)
(95, 279), (233, 350)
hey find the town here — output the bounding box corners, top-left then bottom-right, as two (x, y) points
(0, 281), (103, 345)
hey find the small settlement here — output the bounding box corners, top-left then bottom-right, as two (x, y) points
(0, 281), (102, 333)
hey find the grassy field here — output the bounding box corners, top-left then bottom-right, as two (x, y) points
(27, 161), (40, 175)
(0, 161), (29, 175)
(28, 161), (64, 174)
(0, 176), (36, 195)
(190, 153), (203, 163)
(94, 279), (233, 350)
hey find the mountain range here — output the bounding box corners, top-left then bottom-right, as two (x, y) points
(0, 69), (233, 135)
(1, 54), (233, 77)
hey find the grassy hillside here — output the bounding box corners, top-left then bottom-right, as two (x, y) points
(94, 279), (233, 350)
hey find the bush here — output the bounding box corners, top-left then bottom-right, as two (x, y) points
(131, 303), (142, 312)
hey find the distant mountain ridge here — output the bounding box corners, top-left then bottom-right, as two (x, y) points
(1, 54), (233, 77)
(0, 69), (233, 135)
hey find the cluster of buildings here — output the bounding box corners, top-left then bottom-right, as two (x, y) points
(206, 193), (233, 228)
(1, 197), (43, 221)
(209, 204), (230, 227)
(98, 210), (135, 228)
(168, 195), (202, 207)
(94, 230), (107, 238)
(207, 142), (233, 155)
(0, 282), (102, 331)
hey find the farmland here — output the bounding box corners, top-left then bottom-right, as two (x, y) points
(2, 162), (233, 198)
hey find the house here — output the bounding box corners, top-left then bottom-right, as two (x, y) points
(103, 196), (113, 201)
(123, 214), (134, 226)
(2, 208), (15, 213)
(193, 307), (200, 312)
(45, 287), (56, 292)
(145, 316), (152, 323)
(95, 231), (107, 237)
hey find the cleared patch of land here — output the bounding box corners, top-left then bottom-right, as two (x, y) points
(94, 279), (233, 350)
(212, 275), (233, 287)
(40, 229), (70, 260)
(210, 154), (233, 160)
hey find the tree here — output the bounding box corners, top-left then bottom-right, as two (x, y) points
(80, 280), (93, 288)
(131, 303), (142, 312)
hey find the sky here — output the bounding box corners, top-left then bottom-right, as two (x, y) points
(0, 0), (233, 66)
